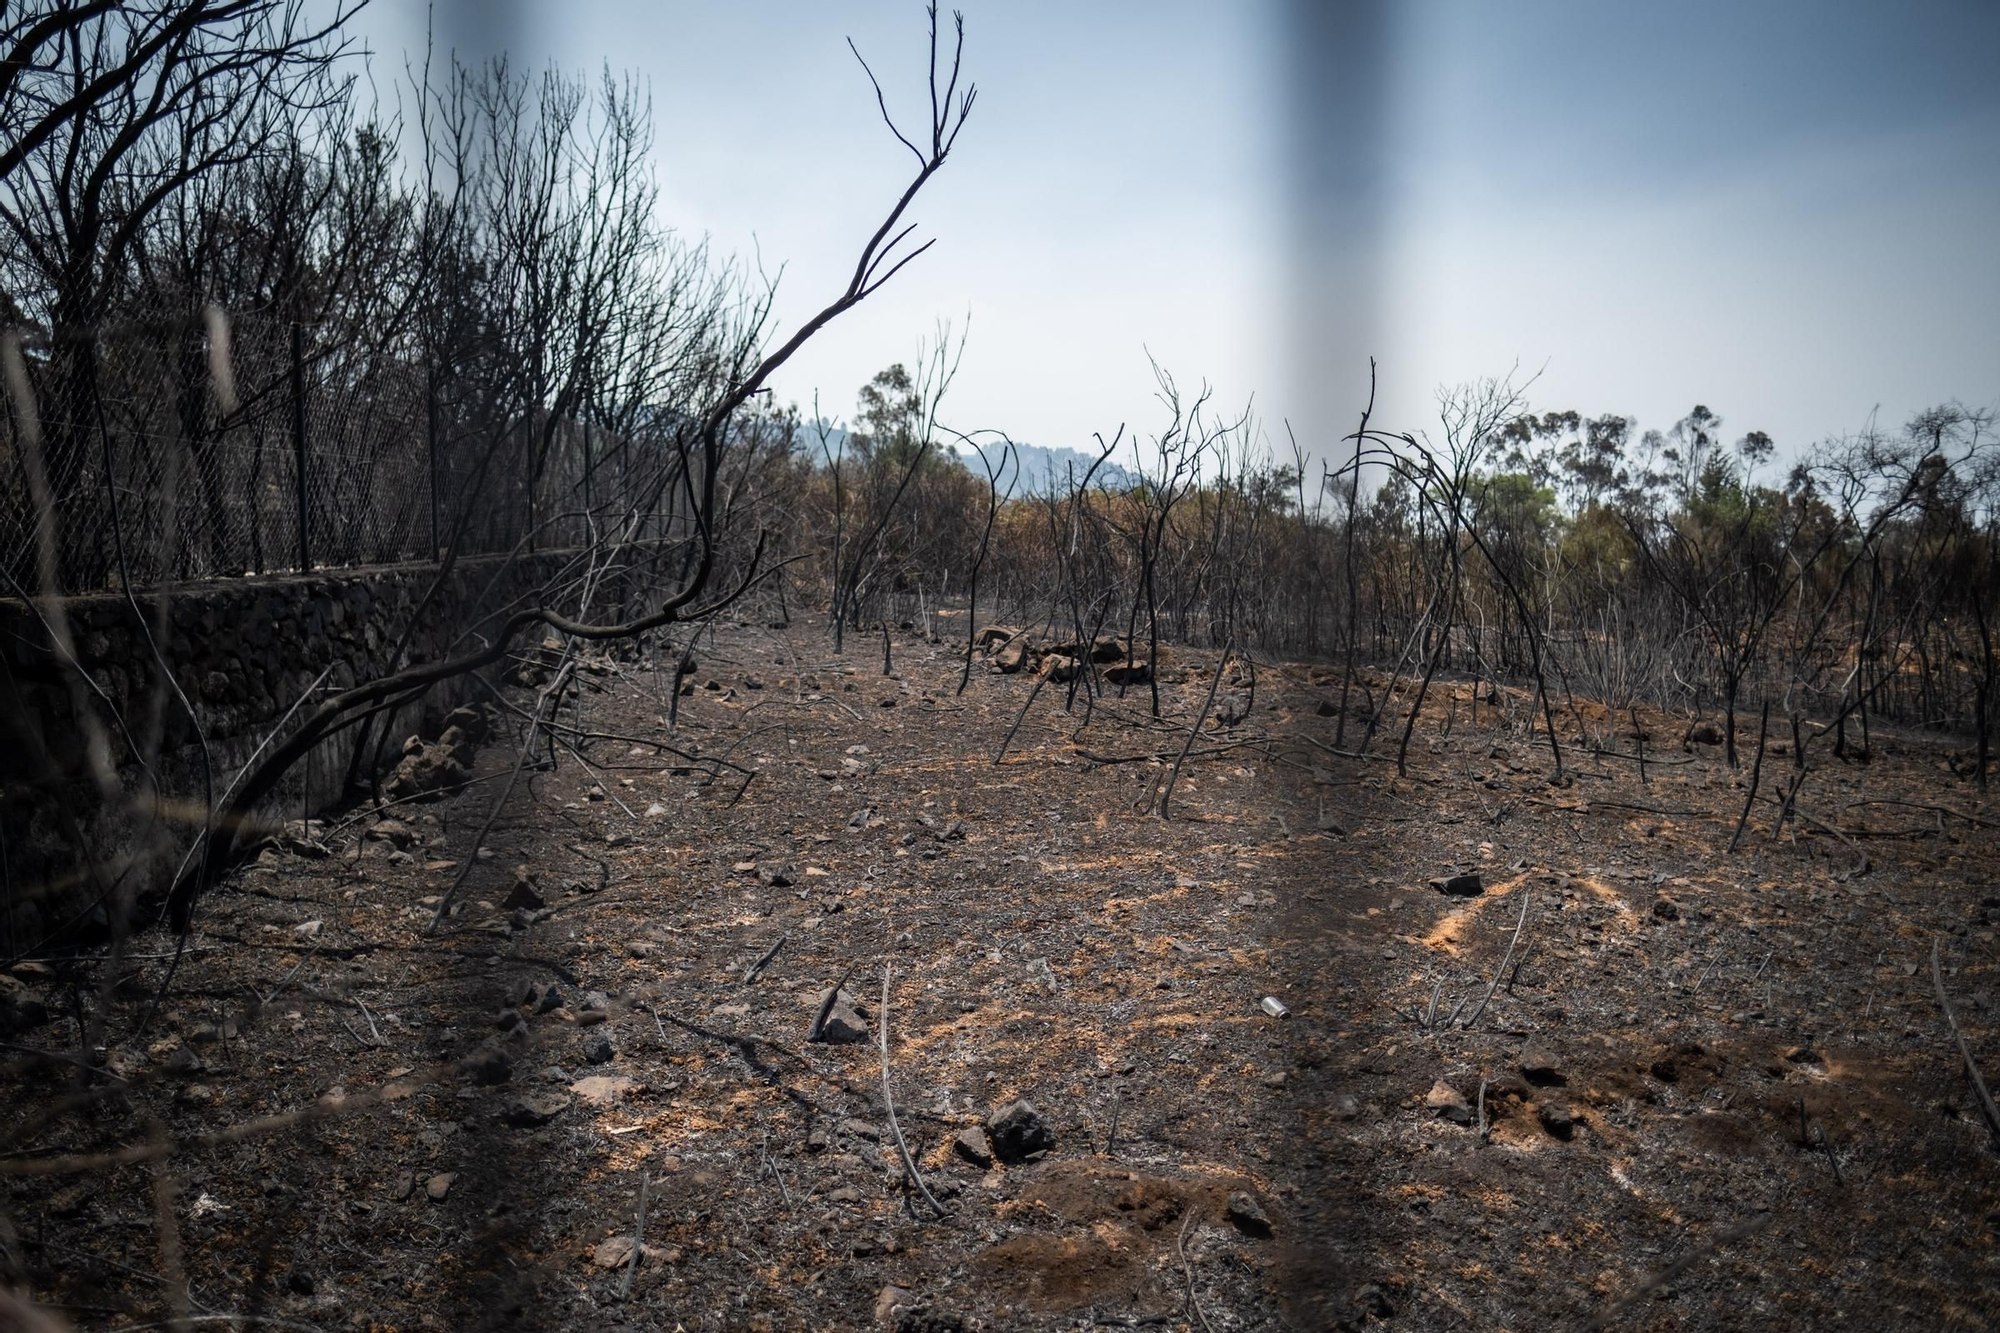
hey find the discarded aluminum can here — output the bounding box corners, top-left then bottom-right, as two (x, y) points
(1260, 996), (1291, 1019)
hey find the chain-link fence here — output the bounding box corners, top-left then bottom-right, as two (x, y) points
(1, 308), (667, 596)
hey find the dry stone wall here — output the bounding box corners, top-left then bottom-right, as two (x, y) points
(0, 552), (592, 949)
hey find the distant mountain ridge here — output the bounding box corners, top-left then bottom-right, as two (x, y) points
(963, 440), (1135, 495)
(799, 421), (1134, 494)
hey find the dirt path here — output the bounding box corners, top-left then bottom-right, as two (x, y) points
(6, 618), (1999, 1331)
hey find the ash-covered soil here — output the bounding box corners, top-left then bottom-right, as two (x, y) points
(6, 613), (1999, 1331)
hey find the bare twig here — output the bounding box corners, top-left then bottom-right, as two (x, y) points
(879, 961), (948, 1219)
(620, 1171), (650, 1300)
(149, 1118), (191, 1333)
(1728, 699), (1772, 852)
(1461, 887), (1532, 1029)
(1797, 1094), (1845, 1185)
(1160, 643), (1233, 818)
(993, 670), (1052, 765)
(743, 934), (788, 985)
(806, 964), (857, 1043)
(256, 943), (323, 1009)
(761, 1130), (793, 1208)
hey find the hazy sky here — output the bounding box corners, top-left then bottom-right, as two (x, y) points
(354, 0), (2000, 476)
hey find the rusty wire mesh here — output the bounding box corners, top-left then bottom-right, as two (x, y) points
(0, 307), (659, 596)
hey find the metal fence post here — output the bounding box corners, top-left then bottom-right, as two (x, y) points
(290, 321), (310, 573)
(427, 363), (440, 561)
(524, 418), (536, 555)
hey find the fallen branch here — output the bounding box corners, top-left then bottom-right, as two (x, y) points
(1522, 797), (1701, 819)
(1755, 794), (1871, 879)
(1, 1059), (459, 1177)
(1841, 798), (2000, 829)
(1175, 1206), (1215, 1333)
(1931, 937), (2000, 1152)
(1076, 738), (1273, 766)
(1578, 1211), (1773, 1332)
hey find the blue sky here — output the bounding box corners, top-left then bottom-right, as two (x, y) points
(354, 1), (2000, 479)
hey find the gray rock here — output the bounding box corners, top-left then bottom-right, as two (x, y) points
(1539, 1099), (1576, 1140)
(1520, 1043), (1564, 1085)
(986, 1099), (1055, 1162)
(1436, 873), (1485, 897)
(442, 705), (487, 743)
(808, 988), (871, 1044)
(1426, 1080), (1473, 1125)
(583, 1033), (614, 1065)
(1226, 1190), (1273, 1236)
(366, 818), (417, 850)
(875, 1286), (916, 1327)
(464, 1047), (513, 1086)
(0, 981), (50, 1037)
(1353, 1284), (1396, 1319)
(953, 1126), (995, 1169)
(425, 1172), (455, 1201)
(382, 741), (468, 803)
(501, 1093), (570, 1128)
